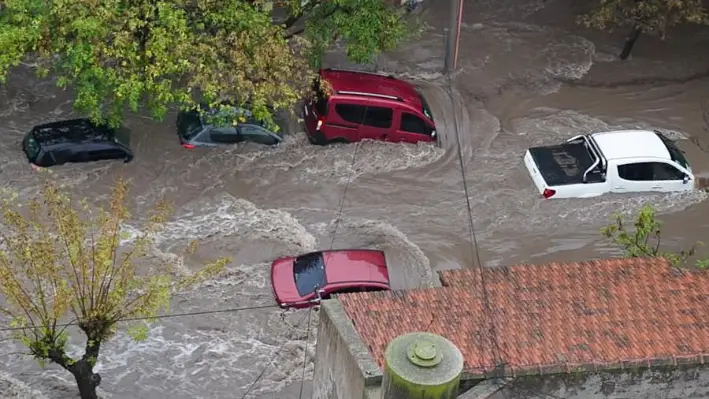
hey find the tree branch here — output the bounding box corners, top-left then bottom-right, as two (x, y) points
(47, 347), (77, 373)
(82, 335), (101, 366)
(284, 27), (306, 39)
(282, 0), (319, 29)
(284, 4), (339, 40)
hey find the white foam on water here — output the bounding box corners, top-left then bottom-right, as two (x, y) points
(0, 371), (49, 399)
(154, 194), (317, 254)
(250, 133), (446, 184)
(540, 36), (596, 93)
(166, 131), (446, 186)
(442, 22), (597, 96)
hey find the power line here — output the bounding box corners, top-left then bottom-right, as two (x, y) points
(0, 303), (280, 332)
(297, 307), (315, 399)
(443, 69), (504, 369)
(329, 141), (361, 250)
(240, 310), (311, 399)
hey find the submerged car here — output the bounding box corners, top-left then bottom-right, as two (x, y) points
(303, 68), (438, 145)
(523, 129), (694, 199)
(22, 119), (133, 168)
(270, 249), (390, 309)
(176, 105), (282, 149)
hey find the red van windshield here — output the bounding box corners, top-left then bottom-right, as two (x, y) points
(417, 89), (434, 122)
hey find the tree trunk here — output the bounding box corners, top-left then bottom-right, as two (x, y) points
(71, 360), (102, 399)
(619, 25), (642, 60)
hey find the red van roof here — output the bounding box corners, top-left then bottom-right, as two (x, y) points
(320, 68), (423, 109)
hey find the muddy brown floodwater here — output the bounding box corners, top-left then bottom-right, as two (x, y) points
(1, 0), (709, 398)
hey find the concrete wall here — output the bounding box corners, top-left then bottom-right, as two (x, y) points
(485, 367), (709, 399)
(312, 300), (382, 399)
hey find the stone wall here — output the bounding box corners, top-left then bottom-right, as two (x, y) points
(484, 366), (709, 399)
(312, 300), (382, 399)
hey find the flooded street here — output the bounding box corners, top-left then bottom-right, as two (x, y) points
(2, 0), (709, 397)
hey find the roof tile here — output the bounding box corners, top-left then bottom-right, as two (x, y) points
(338, 257), (709, 376)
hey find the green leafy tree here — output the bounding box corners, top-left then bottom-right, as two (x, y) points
(0, 0), (413, 128)
(0, 179), (229, 399)
(0, 0), (310, 127)
(580, 0), (709, 60)
(280, 0), (413, 67)
(601, 204), (709, 268)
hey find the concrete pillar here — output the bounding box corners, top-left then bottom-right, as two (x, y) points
(381, 332), (464, 399)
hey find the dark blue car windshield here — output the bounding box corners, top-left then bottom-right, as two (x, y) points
(293, 252), (326, 297)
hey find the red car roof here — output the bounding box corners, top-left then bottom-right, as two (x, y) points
(323, 250), (389, 285)
(320, 69), (423, 109)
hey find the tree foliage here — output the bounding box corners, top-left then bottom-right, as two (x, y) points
(601, 204), (709, 268)
(0, 0), (310, 127)
(580, 0), (709, 39)
(282, 0), (412, 67)
(0, 0), (412, 127)
(0, 178), (229, 399)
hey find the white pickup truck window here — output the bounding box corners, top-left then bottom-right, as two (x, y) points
(617, 162), (685, 181)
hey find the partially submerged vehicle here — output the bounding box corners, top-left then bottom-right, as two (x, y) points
(23, 119), (133, 168)
(524, 130), (694, 199)
(303, 68), (437, 145)
(176, 104), (282, 149)
(270, 249), (390, 309)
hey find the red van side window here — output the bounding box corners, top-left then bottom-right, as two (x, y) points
(335, 104), (366, 124)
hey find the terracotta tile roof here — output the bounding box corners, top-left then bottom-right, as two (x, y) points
(338, 257), (709, 377)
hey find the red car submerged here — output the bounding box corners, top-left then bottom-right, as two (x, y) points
(270, 249), (390, 309)
(303, 68), (438, 145)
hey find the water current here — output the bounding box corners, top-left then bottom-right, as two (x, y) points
(1, 0), (709, 397)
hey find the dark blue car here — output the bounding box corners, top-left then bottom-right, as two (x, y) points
(176, 105), (282, 149)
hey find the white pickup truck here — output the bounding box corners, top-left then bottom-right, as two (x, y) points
(523, 130), (695, 199)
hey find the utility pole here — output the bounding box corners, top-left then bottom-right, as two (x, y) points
(444, 0), (464, 73)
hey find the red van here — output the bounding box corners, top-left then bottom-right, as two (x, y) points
(303, 68), (437, 145)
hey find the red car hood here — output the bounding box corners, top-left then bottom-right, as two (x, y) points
(324, 250), (389, 286)
(270, 257), (300, 305)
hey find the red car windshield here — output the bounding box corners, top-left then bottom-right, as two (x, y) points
(293, 252), (326, 297)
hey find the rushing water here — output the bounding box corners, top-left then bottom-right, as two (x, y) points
(2, 0), (709, 397)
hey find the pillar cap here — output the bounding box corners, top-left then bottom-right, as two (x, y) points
(384, 332), (464, 387)
(408, 340), (442, 367)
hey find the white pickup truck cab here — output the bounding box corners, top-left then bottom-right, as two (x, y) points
(523, 130), (694, 199)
